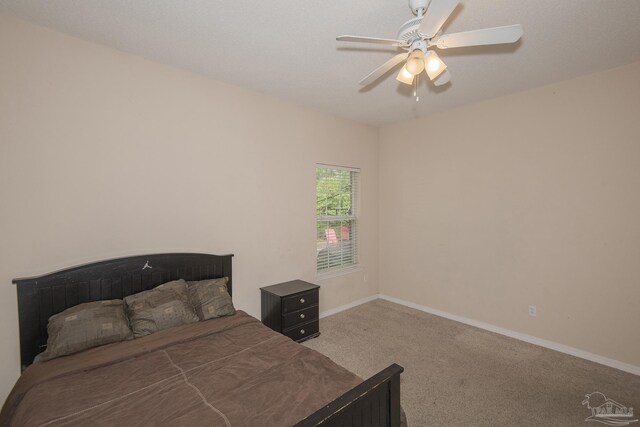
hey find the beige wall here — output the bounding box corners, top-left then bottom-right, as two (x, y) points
(379, 61), (640, 367)
(1, 10), (638, 409)
(0, 15), (379, 402)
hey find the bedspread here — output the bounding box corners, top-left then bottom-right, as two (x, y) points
(0, 311), (362, 426)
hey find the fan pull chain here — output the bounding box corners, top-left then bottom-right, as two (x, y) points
(414, 74), (420, 102)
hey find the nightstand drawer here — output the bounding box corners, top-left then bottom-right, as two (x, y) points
(283, 320), (319, 342)
(282, 290), (318, 313)
(283, 305), (319, 329)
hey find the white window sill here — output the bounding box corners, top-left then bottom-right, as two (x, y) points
(316, 265), (362, 281)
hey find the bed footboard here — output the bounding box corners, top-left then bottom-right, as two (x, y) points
(295, 363), (404, 427)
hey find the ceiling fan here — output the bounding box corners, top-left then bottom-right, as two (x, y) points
(337, 0), (523, 94)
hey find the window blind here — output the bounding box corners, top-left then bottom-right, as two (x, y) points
(316, 165), (360, 273)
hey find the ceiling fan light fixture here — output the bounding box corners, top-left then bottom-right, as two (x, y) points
(338, 0), (523, 92)
(396, 65), (415, 85)
(405, 50), (426, 75)
(425, 51), (447, 80)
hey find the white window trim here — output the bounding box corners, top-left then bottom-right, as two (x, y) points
(316, 264), (362, 281)
(316, 163), (360, 173)
(316, 164), (360, 274)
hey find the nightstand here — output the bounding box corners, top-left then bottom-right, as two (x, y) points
(261, 280), (320, 342)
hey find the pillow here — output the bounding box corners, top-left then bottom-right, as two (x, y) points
(187, 277), (235, 321)
(40, 299), (133, 361)
(124, 279), (199, 338)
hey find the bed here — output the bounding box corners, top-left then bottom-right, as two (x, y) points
(1, 253), (404, 426)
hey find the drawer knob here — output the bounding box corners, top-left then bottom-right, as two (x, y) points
(300, 313), (305, 319)
(300, 329), (305, 335)
(300, 298), (305, 304)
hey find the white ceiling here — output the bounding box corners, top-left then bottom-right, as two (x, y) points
(1, 0), (639, 127)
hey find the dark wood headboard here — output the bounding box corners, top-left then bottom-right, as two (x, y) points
(12, 253), (233, 370)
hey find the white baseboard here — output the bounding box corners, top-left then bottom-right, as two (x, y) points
(320, 294), (379, 319)
(377, 294), (640, 376)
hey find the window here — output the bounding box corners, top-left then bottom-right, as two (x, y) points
(316, 164), (360, 273)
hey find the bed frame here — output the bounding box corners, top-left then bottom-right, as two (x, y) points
(13, 253), (403, 427)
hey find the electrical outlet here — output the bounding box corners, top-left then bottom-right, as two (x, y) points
(528, 305), (537, 317)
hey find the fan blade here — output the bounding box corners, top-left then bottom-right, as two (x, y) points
(434, 24), (523, 49)
(359, 53), (409, 86)
(337, 35), (407, 46)
(418, 0), (460, 38)
(433, 69), (451, 86)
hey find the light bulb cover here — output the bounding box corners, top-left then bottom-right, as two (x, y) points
(405, 50), (425, 76)
(425, 51), (447, 80)
(433, 69), (451, 86)
(396, 65), (415, 85)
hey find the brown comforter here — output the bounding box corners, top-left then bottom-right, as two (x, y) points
(0, 311), (362, 426)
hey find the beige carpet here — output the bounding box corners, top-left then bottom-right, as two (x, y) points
(303, 299), (640, 426)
